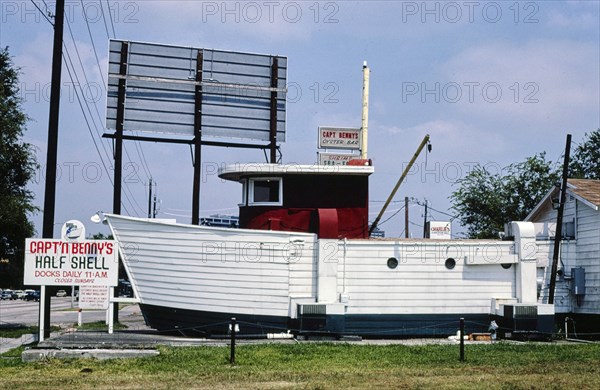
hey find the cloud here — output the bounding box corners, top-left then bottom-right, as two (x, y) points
(439, 39), (599, 128)
(137, 1), (323, 44)
(547, 10), (599, 29)
(376, 119), (508, 162)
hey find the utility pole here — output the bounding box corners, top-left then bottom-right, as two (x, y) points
(423, 200), (428, 238)
(40, 0), (65, 340)
(153, 193), (158, 218)
(147, 178), (153, 218)
(548, 134), (572, 304)
(404, 196), (409, 238)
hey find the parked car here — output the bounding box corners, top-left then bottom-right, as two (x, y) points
(55, 289), (67, 297)
(1, 289), (17, 300)
(14, 290), (26, 299)
(24, 290), (40, 301)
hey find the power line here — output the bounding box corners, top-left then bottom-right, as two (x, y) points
(73, 2), (150, 213)
(61, 48), (132, 216)
(76, 0), (152, 182)
(426, 205), (457, 220)
(376, 204), (406, 227)
(65, 59), (143, 217)
(105, 0), (117, 38)
(133, 132), (152, 180)
(34, 0), (158, 216)
(80, 0), (107, 89)
(32, 0), (143, 216)
(64, 16), (113, 165)
(99, 0), (112, 39)
(30, 0), (53, 25)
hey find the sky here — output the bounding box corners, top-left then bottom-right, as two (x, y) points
(1, 0), (599, 238)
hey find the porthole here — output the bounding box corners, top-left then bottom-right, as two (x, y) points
(387, 257), (399, 269)
(501, 263), (512, 269)
(445, 258), (456, 270)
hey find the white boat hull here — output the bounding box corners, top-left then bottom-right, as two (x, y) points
(107, 215), (554, 337)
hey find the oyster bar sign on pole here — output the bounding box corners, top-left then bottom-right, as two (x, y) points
(317, 127), (361, 166)
(318, 127), (362, 150)
(24, 220), (119, 287)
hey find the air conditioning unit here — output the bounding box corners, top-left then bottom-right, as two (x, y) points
(298, 304), (327, 331)
(499, 304), (540, 339)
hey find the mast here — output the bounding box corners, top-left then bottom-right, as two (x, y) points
(369, 134), (430, 236)
(360, 62), (370, 159)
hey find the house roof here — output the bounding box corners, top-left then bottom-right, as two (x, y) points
(568, 179), (600, 208)
(525, 178), (600, 221)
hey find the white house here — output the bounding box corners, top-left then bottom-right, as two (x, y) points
(526, 179), (600, 334)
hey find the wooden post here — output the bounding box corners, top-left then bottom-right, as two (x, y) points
(404, 197), (409, 238)
(41, 0), (65, 339)
(548, 134), (572, 304)
(192, 51), (203, 225)
(423, 200), (428, 238)
(269, 57), (279, 163)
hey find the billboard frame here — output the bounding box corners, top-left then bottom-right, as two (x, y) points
(103, 40), (286, 225)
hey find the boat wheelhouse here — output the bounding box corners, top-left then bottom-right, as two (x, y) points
(219, 163), (373, 239)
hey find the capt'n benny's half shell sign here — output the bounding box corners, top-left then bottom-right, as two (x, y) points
(24, 220), (119, 286)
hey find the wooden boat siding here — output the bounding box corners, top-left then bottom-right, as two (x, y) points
(332, 240), (517, 315)
(109, 215), (316, 318)
(108, 216), (541, 324)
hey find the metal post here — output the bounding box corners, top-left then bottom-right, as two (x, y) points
(269, 57), (279, 163)
(459, 317), (465, 362)
(108, 300), (114, 334)
(39, 286), (47, 342)
(41, 0), (65, 339)
(230, 317), (237, 364)
(548, 134), (572, 304)
(192, 51), (203, 225)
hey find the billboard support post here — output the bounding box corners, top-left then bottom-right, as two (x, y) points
(269, 57), (279, 163)
(192, 51), (204, 225)
(111, 41), (128, 324)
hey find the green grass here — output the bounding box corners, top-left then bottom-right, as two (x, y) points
(74, 321), (128, 331)
(0, 326), (60, 339)
(1, 342), (599, 389)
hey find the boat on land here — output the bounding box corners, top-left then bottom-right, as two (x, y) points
(104, 52), (553, 338)
(106, 162), (554, 338)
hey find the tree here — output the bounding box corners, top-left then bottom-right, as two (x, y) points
(570, 129), (600, 179)
(450, 153), (559, 239)
(0, 47), (38, 288)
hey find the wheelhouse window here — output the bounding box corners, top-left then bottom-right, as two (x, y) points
(248, 178), (282, 206)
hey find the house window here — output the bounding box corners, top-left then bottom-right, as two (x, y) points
(248, 178), (282, 206)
